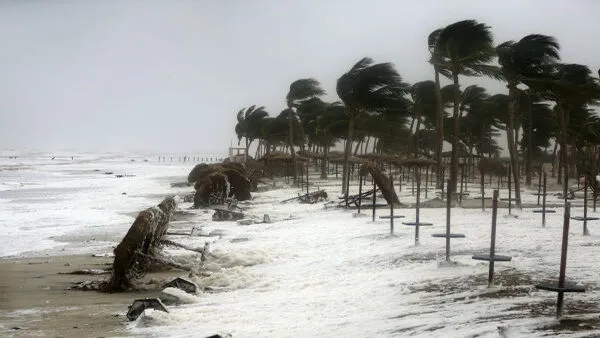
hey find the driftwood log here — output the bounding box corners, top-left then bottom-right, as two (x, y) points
(109, 196), (177, 291)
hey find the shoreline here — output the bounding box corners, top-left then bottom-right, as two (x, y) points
(0, 254), (180, 338)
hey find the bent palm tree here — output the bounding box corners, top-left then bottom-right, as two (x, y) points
(497, 34), (560, 207)
(433, 20), (498, 199)
(337, 57), (409, 196)
(235, 105), (269, 159)
(286, 79), (325, 181)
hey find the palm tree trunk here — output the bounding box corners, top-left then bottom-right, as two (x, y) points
(409, 116), (416, 156)
(287, 108), (297, 180)
(434, 66), (444, 189)
(364, 137), (370, 155)
(353, 140), (361, 155)
(245, 138), (250, 162)
(507, 85), (522, 208)
(342, 114), (356, 195)
(321, 143), (328, 179)
(415, 114), (422, 158)
(525, 96), (533, 186)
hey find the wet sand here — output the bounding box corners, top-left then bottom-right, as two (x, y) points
(0, 254), (179, 338)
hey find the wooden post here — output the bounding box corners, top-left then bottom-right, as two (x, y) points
(445, 179), (452, 262)
(358, 171), (363, 214)
(557, 203), (571, 318)
(488, 190), (499, 287)
(372, 175), (376, 222)
(542, 173), (548, 227)
(584, 175), (589, 236)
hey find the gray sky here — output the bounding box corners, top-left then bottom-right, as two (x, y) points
(1, 0), (599, 154)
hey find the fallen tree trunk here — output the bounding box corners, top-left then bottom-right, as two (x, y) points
(363, 163), (401, 206)
(109, 196), (177, 292)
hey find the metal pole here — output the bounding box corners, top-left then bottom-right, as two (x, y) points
(542, 173), (547, 227)
(481, 169), (486, 212)
(459, 164), (464, 206)
(537, 167), (543, 205)
(306, 164), (309, 196)
(425, 166), (429, 199)
(488, 190), (499, 287)
(372, 175), (376, 222)
(446, 179), (452, 261)
(416, 168), (421, 245)
(358, 171), (363, 214)
(390, 175), (394, 235)
(584, 175), (589, 235)
(557, 203), (571, 318)
(508, 164), (512, 215)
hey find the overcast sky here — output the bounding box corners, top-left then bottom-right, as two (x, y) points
(1, 0), (599, 154)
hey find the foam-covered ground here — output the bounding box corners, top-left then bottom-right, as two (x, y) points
(2, 153), (599, 337)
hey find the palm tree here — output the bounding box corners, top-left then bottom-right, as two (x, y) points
(497, 34), (560, 207)
(235, 105), (269, 159)
(337, 57), (409, 196)
(428, 28), (449, 188)
(286, 79), (325, 180)
(543, 64), (600, 195)
(410, 81), (437, 158)
(315, 102), (347, 178)
(433, 20), (499, 199)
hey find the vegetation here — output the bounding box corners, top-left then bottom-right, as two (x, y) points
(232, 20), (600, 202)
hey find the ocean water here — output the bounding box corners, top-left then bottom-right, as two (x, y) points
(0, 151), (195, 257)
(2, 151), (600, 337)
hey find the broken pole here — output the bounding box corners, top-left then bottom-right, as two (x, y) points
(557, 203), (570, 317)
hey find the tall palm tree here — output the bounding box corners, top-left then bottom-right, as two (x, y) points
(235, 105), (269, 159)
(286, 79), (325, 180)
(410, 80), (437, 158)
(428, 28), (450, 188)
(316, 102), (347, 178)
(433, 20), (499, 198)
(543, 64), (600, 195)
(497, 34), (560, 207)
(337, 57), (409, 196)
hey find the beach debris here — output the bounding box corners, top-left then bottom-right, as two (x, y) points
(237, 219), (255, 226)
(109, 196), (177, 291)
(61, 269), (108, 275)
(159, 239), (208, 255)
(188, 162), (253, 207)
(163, 277), (198, 294)
(204, 334), (232, 338)
(160, 287), (198, 306)
(263, 214), (271, 223)
(281, 190), (328, 204)
(212, 208), (245, 221)
(126, 298), (169, 321)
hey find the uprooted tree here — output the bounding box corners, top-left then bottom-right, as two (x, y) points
(108, 196), (177, 291)
(188, 162), (254, 208)
(362, 162), (401, 206)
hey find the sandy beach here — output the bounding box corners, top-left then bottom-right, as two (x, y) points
(0, 254), (179, 338)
